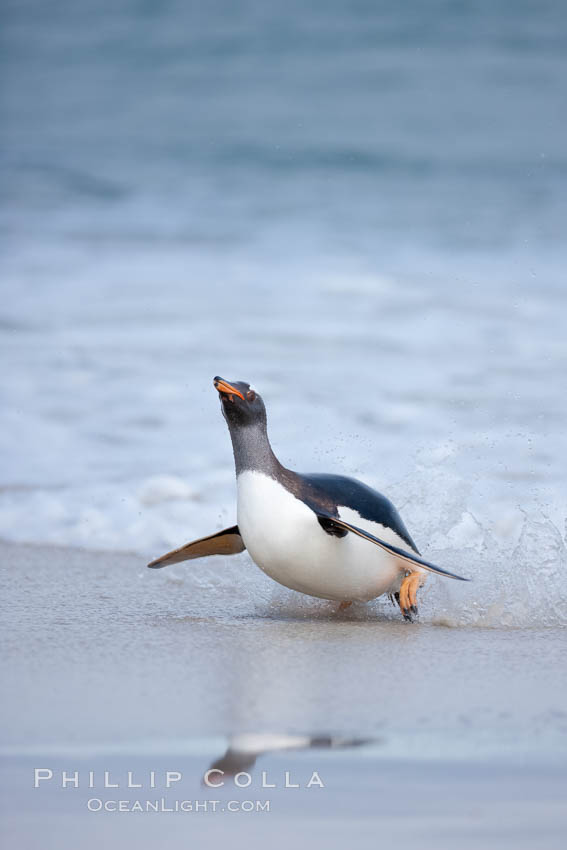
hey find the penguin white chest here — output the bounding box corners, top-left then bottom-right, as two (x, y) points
(236, 471), (403, 602)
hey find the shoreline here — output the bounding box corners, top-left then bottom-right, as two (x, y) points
(2, 527), (567, 849)
(2, 539), (567, 746)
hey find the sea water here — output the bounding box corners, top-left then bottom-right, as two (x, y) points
(1, 1), (566, 631)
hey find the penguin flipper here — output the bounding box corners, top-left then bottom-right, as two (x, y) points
(316, 514), (469, 581)
(147, 525), (245, 569)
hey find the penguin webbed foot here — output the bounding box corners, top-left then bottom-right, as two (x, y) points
(397, 572), (423, 622)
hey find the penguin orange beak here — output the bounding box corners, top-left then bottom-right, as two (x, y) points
(213, 377), (245, 401)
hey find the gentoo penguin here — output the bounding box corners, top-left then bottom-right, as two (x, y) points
(148, 377), (468, 619)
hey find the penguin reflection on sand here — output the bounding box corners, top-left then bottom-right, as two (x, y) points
(205, 734), (372, 780)
(148, 377), (468, 620)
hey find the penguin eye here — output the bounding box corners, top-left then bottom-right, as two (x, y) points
(246, 390), (256, 402)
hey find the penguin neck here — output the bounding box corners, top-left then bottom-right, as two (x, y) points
(228, 421), (283, 478)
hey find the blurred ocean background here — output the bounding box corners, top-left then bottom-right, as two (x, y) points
(1, 0), (567, 626)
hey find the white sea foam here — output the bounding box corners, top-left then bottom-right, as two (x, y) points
(0, 248), (565, 633)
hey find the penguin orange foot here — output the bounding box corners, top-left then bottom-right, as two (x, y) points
(398, 571), (425, 621)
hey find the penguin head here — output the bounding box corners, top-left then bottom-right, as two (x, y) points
(213, 377), (267, 429)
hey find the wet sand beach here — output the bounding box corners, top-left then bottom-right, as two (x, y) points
(1, 541), (566, 848)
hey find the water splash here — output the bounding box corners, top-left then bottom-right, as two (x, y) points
(152, 506), (567, 630)
(416, 513), (567, 628)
